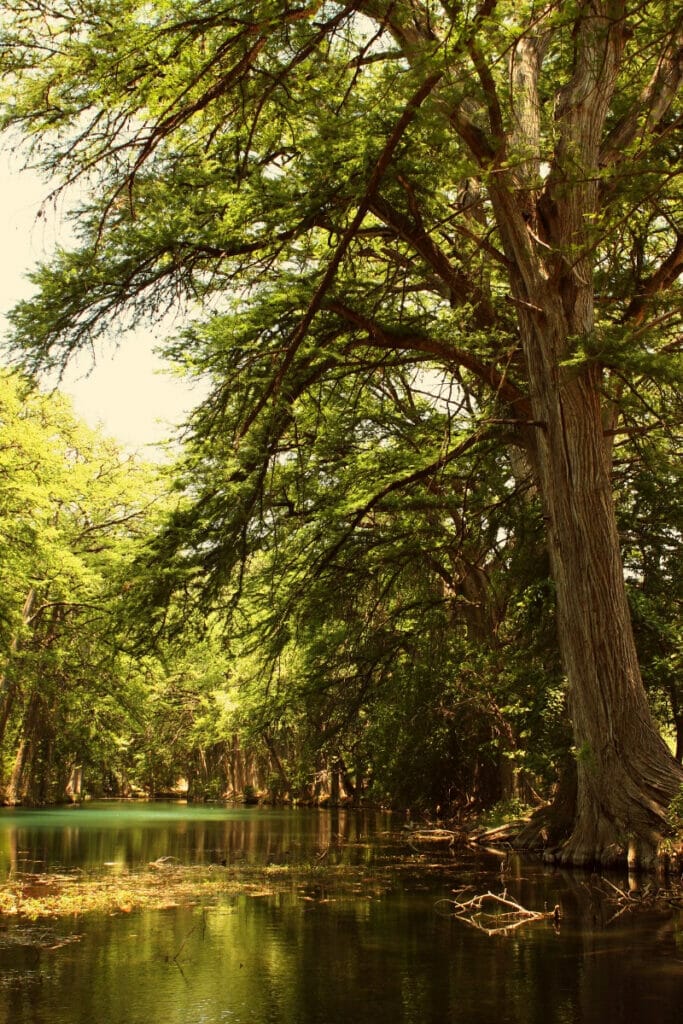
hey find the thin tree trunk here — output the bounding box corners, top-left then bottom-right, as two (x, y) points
(263, 731), (290, 800)
(6, 691), (42, 806)
(0, 588), (37, 752)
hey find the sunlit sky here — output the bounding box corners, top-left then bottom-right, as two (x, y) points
(0, 154), (201, 457)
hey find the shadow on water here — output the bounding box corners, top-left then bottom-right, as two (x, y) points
(0, 802), (681, 1024)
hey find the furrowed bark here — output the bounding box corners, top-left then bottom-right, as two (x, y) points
(498, 2), (683, 865)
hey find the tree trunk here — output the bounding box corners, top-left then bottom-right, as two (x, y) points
(6, 737), (31, 806)
(330, 762), (341, 806)
(667, 684), (683, 764)
(483, 2), (683, 867)
(263, 731), (290, 801)
(522, 328), (683, 866)
(0, 589), (36, 752)
(6, 691), (42, 806)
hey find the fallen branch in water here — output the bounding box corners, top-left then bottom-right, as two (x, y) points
(584, 876), (683, 925)
(436, 888), (560, 936)
(406, 828), (459, 854)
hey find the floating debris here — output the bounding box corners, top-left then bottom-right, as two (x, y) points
(436, 888), (558, 935)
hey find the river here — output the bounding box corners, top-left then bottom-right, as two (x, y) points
(0, 802), (680, 1023)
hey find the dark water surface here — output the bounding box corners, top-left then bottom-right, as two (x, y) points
(0, 802), (680, 1024)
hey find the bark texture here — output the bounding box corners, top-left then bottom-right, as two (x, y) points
(526, 359), (682, 866)
(492, 2), (683, 864)
(366, 0), (683, 864)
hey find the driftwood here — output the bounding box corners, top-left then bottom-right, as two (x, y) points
(584, 876), (683, 925)
(148, 856), (181, 869)
(406, 828), (459, 854)
(468, 819), (530, 846)
(437, 887), (561, 936)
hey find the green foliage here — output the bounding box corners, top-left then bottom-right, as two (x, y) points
(479, 797), (534, 830)
(614, 374), (683, 755)
(0, 368), (165, 802)
(666, 785), (683, 834)
(0, 1), (680, 819)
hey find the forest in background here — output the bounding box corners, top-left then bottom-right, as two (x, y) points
(0, 1), (681, 867)
(1, 362), (679, 823)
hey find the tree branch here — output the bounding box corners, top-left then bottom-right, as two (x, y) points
(623, 233), (683, 324)
(327, 299), (530, 414)
(601, 22), (683, 165)
(238, 69), (444, 437)
(369, 189), (498, 325)
(315, 427), (495, 573)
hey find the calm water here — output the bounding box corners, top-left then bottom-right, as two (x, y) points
(0, 803), (681, 1024)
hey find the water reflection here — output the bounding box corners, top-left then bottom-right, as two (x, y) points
(2, 892), (680, 1024)
(0, 804), (681, 1024)
(0, 802), (387, 875)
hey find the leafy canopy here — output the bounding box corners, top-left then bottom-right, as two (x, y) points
(0, 2), (681, 803)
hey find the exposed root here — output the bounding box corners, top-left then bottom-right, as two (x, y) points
(511, 763), (682, 871)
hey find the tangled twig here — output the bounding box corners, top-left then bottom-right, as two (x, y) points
(436, 888), (560, 936)
(584, 876), (683, 925)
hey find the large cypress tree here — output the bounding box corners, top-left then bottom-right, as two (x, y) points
(2, 1), (681, 863)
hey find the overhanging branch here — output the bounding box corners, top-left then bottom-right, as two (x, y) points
(237, 70), (444, 437)
(326, 299), (530, 415)
(315, 426), (495, 573)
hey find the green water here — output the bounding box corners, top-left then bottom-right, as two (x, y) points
(0, 801), (365, 874)
(0, 803), (681, 1023)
